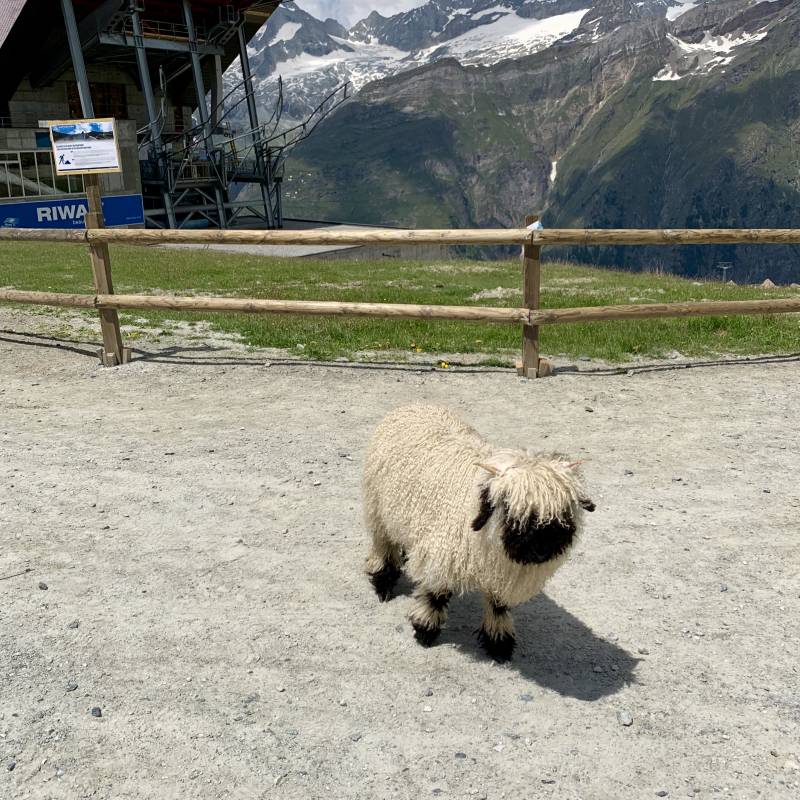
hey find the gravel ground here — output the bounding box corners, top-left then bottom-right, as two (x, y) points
(1, 310), (799, 800)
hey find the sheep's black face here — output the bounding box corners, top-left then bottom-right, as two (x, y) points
(500, 512), (576, 565)
(472, 486), (585, 565)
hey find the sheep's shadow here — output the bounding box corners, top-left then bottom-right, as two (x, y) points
(439, 593), (639, 701)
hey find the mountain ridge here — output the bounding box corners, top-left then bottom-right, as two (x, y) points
(233, 0), (800, 281)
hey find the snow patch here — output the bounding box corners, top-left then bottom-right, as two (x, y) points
(665, 1), (698, 22)
(269, 22), (302, 46)
(653, 30), (768, 81)
(550, 160), (558, 183)
(411, 9), (589, 67)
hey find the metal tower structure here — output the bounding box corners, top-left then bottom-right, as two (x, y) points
(51, 0), (347, 229)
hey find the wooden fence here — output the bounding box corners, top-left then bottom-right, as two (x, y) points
(1, 225), (800, 376)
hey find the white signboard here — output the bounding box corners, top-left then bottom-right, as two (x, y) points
(48, 118), (122, 175)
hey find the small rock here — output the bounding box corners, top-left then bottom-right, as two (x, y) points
(624, 469), (634, 476)
(38, 582), (48, 590)
(7, 761), (15, 772)
(656, 791), (669, 797)
(276, 686), (285, 693)
(638, 647), (650, 655)
(672, 476), (682, 482)
(455, 752), (467, 759)
(90, 707), (102, 718)
(541, 779), (556, 785)
(423, 705), (432, 712)
(338, 700), (347, 707)
(720, 584), (728, 592)
(423, 688), (433, 697)
(350, 733), (362, 742)
(585, 406), (594, 413)
(761, 278), (777, 289)
(432, 790), (442, 797)
(519, 693), (534, 702)
(617, 710), (633, 727)
(55, 767), (64, 778)
(66, 682), (78, 692)
(770, 749), (779, 757)
(67, 620), (79, 629)
(312, 481), (321, 487)
(493, 743), (505, 752)
(593, 665), (603, 673)
(579, 355), (591, 362)
(783, 759), (800, 772)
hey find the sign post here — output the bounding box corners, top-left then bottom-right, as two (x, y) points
(49, 118), (128, 366)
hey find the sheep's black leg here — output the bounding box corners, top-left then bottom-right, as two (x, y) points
(365, 526), (403, 602)
(368, 560), (402, 602)
(409, 588), (452, 647)
(477, 596), (516, 662)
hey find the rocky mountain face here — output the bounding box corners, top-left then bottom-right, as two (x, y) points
(236, 0), (800, 281)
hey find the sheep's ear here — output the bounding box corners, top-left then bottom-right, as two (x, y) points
(476, 462), (500, 476)
(472, 486), (495, 531)
(579, 497), (596, 512)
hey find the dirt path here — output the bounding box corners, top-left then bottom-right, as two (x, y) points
(1, 314), (799, 800)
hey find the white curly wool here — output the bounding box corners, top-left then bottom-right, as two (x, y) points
(363, 404), (588, 608)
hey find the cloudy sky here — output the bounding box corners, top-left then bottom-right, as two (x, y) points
(295, 0), (426, 26)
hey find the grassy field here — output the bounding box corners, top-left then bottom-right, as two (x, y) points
(1, 241), (798, 363)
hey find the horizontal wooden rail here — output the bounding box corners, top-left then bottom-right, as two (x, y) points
(530, 298), (800, 325)
(1, 289), (799, 325)
(0, 289), (529, 324)
(2, 227), (800, 247)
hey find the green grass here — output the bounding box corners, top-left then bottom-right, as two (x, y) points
(1, 241), (798, 363)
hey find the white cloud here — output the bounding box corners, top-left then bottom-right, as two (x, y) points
(294, 0), (427, 27)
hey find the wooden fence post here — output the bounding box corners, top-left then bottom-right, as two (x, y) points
(519, 213), (541, 378)
(84, 174), (128, 366)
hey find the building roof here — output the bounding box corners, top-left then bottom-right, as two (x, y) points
(0, 1), (281, 112)
(0, 0), (26, 50)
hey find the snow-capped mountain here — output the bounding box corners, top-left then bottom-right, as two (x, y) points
(273, 0), (800, 282)
(226, 0), (685, 126)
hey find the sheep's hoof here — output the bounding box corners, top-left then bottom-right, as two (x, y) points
(477, 629), (516, 663)
(368, 562), (402, 602)
(412, 622), (441, 647)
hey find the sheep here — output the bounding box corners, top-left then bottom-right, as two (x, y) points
(363, 404), (594, 662)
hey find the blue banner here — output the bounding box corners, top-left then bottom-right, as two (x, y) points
(0, 194), (144, 229)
